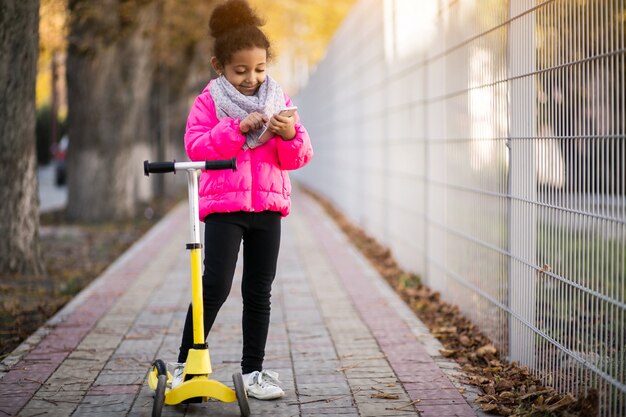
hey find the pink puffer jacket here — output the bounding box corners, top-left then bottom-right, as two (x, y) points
(184, 81), (313, 220)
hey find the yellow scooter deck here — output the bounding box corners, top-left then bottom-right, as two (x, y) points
(148, 370), (236, 404)
(147, 347), (237, 405)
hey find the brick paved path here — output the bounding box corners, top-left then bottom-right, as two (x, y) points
(0, 189), (481, 417)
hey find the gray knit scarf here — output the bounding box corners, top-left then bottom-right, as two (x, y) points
(209, 75), (285, 150)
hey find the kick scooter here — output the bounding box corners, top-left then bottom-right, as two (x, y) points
(143, 158), (250, 417)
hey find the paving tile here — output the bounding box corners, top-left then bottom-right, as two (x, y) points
(0, 395), (30, 417)
(0, 192), (481, 416)
(73, 393), (136, 415)
(87, 384), (142, 395)
(300, 407), (360, 415)
(409, 387), (469, 400)
(417, 403), (481, 416)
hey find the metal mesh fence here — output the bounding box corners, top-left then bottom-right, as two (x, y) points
(294, 0), (625, 414)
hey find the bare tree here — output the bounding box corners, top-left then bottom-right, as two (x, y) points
(0, 0), (45, 275)
(65, 0), (159, 222)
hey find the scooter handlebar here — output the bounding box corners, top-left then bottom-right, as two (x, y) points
(143, 158), (237, 176)
(143, 160), (174, 175)
(204, 159), (237, 171)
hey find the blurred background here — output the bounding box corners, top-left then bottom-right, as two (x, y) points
(35, 0), (356, 219)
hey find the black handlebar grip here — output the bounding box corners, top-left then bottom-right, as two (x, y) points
(205, 158), (237, 171)
(144, 160), (175, 176)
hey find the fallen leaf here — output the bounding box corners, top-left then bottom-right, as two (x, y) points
(498, 405), (513, 415)
(439, 348), (457, 358)
(476, 395), (497, 403)
(546, 394), (577, 411)
(480, 403), (498, 413)
(434, 326), (457, 334)
(495, 380), (514, 391)
(459, 335), (473, 347)
(371, 393), (400, 400)
(476, 344), (498, 357)
(520, 388), (552, 400)
(499, 391), (515, 399)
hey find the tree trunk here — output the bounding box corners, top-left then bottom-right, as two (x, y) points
(149, 39), (213, 198)
(141, 0), (220, 198)
(145, 0), (217, 199)
(0, 0), (45, 275)
(65, 0), (158, 222)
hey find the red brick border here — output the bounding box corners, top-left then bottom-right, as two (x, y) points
(299, 197), (477, 417)
(0, 208), (185, 416)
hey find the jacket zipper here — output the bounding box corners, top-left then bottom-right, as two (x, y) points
(249, 150), (255, 211)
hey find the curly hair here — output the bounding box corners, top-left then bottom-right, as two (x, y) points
(209, 0), (272, 65)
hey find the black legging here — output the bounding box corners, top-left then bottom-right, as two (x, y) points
(177, 211), (281, 374)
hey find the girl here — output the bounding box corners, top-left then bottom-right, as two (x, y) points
(173, 0), (313, 401)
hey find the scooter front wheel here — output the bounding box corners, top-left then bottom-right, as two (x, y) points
(152, 360), (168, 417)
(232, 373), (250, 417)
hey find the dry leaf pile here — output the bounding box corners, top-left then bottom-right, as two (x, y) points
(304, 187), (598, 417)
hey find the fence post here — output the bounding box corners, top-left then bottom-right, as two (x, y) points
(508, 0), (537, 368)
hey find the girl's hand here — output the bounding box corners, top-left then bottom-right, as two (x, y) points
(240, 112), (268, 134)
(267, 113), (296, 141)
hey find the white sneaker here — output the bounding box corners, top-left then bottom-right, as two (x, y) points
(243, 370), (285, 400)
(170, 362), (185, 388)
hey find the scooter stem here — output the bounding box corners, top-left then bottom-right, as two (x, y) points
(186, 169), (205, 345)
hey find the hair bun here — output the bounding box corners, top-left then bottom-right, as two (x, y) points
(209, 0), (264, 39)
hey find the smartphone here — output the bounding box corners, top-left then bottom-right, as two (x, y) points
(257, 106), (298, 143)
(276, 106), (298, 118)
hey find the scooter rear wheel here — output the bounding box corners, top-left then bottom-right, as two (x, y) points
(152, 374), (167, 417)
(232, 372), (250, 417)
